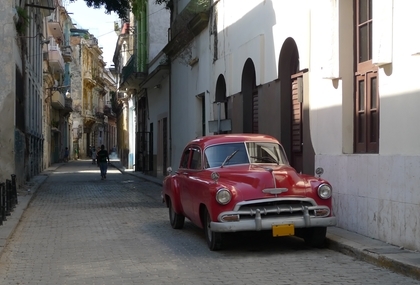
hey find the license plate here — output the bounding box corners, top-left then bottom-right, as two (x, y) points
(272, 224), (294, 237)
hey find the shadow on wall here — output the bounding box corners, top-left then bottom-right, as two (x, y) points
(118, 149), (129, 168)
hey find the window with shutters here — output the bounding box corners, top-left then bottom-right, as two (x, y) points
(354, 0), (379, 153)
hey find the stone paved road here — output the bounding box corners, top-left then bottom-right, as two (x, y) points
(0, 161), (419, 285)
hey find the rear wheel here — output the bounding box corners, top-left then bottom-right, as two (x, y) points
(203, 208), (223, 251)
(303, 227), (327, 248)
(168, 198), (184, 229)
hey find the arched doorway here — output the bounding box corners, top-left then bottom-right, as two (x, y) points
(214, 74), (229, 134)
(278, 37), (314, 174)
(241, 58), (258, 133)
(215, 74), (227, 103)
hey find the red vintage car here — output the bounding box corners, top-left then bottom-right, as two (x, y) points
(162, 134), (336, 250)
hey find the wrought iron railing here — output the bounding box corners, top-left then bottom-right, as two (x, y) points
(121, 55), (136, 85)
(0, 175), (18, 226)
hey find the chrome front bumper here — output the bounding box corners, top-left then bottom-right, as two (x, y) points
(210, 207), (337, 233)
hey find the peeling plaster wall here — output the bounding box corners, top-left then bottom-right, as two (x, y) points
(70, 37), (84, 158)
(0, 1), (17, 183)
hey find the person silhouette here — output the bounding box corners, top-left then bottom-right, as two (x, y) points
(97, 145), (110, 180)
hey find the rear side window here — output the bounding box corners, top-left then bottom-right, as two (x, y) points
(180, 148), (190, 168)
(190, 148), (202, 170)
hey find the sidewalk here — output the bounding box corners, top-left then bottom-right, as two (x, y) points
(1, 159), (419, 281)
(0, 163), (61, 255)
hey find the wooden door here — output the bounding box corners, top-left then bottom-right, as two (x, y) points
(291, 76), (303, 173)
(252, 90), (258, 133)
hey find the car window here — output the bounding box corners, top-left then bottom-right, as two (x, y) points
(190, 147), (202, 170)
(180, 148), (190, 168)
(246, 142), (288, 164)
(204, 143), (248, 168)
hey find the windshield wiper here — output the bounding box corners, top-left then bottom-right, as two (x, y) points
(250, 155), (279, 164)
(221, 150), (239, 168)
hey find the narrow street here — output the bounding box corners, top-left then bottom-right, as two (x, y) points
(0, 161), (418, 285)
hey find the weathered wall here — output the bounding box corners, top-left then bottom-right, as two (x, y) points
(0, 1), (17, 184)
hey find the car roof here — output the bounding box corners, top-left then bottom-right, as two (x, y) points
(189, 134), (280, 149)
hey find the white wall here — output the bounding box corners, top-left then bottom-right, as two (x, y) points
(148, 2), (170, 61)
(128, 98), (136, 169)
(170, 29), (211, 169)
(311, 0), (420, 251)
(148, 77), (169, 156)
(215, 0), (311, 95)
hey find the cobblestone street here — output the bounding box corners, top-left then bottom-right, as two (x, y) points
(0, 161), (418, 285)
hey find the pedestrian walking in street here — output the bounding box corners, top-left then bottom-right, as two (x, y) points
(91, 146), (97, 164)
(63, 147), (69, 163)
(97, 145), (110, 180)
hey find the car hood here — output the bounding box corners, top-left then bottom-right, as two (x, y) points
(213, 164), (311, 199)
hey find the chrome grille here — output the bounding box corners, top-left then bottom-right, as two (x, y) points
(237, 200), (314, 219)
(230, 197), (330, 220)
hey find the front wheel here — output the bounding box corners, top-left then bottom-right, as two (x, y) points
(302, 227), (327, 248)
(203, 208), (223, 251)
(168, 198), (185, 229)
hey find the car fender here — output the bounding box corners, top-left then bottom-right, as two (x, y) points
(164, 175), (184, 214)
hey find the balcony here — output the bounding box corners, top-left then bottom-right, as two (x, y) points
(120, 55), (146, 90)
(61, 46), (72, 63)
(173, 0), (210, 36)
(63, 97), (73, 114)
(140, 52), (170, 89)
(164, 0), (211, 57)
(104, 105), (116, 118)
(83, 70), (95, 86)
(48, 45), (64, 73)
(51, 91), (64, 109)
(47, 15), (64, 44)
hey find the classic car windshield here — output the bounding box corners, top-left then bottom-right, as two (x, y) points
(246, 142), (288, 165)
(204, 143), (249, 168)
(204, 141), (288, 168)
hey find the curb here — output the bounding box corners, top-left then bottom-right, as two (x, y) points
(326, 235), (420, 281)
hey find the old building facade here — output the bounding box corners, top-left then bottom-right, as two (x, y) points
(42, 4), (73, 166)
(0, 0), (116, 186)
(113, 0), (170, 171)
(0, 0), (58, 187)
(69, 28), (109, 159)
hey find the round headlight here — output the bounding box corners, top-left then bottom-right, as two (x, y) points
(216, 188), (231, 205)
(318, 183), (332, 199)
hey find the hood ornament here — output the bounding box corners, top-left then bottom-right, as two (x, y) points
(264, 167), (277, 188)
(211, 172), (220, 183)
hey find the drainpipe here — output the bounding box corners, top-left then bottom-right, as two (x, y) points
(217, 102), (221, 134)
(169, 60), (172, 167)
